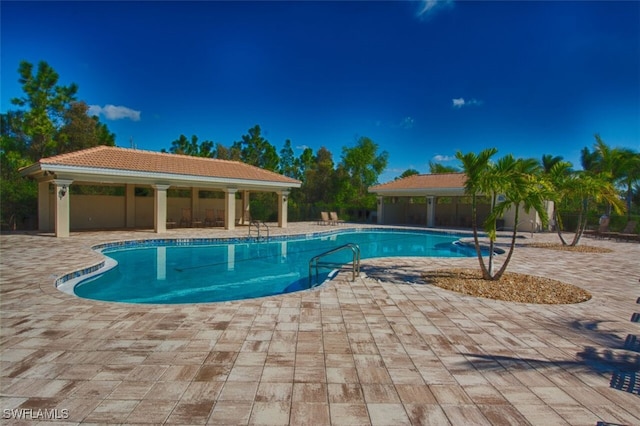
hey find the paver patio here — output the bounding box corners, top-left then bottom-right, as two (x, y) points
(1, 223), (638, 425)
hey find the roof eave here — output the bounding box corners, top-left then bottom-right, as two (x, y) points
(369, 187), (467, 196)
(26, 164), (301, 190)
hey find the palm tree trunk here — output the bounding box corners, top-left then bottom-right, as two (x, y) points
(554, 208), (568, 245)
(470, 194), (491, 279)
(569, 200), (586, 246)
(493, 204), (520, 280)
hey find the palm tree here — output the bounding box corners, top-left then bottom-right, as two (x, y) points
(581, 134), (636, 222)
(486, 157), (549, 280)
(478, 154), (519, 277)
(548, 167), (625, 246)
(455, 148), (497, 280)
(540, 154), (564, 173)
(615, 149), (640, 219)
(544, 160), (575, 245)
(457, 149), (550, 280)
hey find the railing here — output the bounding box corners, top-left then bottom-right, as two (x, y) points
(308, 243), (361, 287)
(249, 220), (270, 242)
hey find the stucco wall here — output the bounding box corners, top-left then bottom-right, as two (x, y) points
(71, 195), (126, 229)
(66, 194), (244, 230)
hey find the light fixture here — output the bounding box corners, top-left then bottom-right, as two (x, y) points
(283, 195), (288, 203)
(58, 185), (67, 199)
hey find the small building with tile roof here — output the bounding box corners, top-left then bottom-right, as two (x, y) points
(369, 173), (550, 232)
(20, 146), (301, 237)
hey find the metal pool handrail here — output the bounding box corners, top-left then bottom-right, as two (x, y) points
(249, 220), (270, 242)
(309, 243), (361, 287)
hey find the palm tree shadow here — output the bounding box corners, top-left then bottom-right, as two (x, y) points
(360, 264), (428, 285)
(460, 319), (640, 395)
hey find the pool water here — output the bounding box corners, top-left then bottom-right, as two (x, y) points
(74, 229), (478, 304)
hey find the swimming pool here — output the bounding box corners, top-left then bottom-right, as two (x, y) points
(69, 228), (481, 304)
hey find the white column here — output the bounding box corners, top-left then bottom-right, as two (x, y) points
(153, 184), (170, 233)
(376, 196), (384, 225)
(38, 180), (51, 232)
(278, 191), (289, 228)
(225, 188), (237, 230)
(427, 196), (435, 227)
(241, 190), (250, 224)
(53, 179), (73, 238)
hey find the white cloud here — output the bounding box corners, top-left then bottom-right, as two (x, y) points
(399, 116), (415, 129)
(432, 154), (455, 162)
(452, 98), (483, 108)
(296, 144), (310, 151)
(88, 104), (141, 121)
(417, 0), (454, 18)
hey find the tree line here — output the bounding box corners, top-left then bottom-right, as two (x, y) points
(0, 60), (389, 228)
(1, 60), (638, 240)
(455, 144), (638, 281)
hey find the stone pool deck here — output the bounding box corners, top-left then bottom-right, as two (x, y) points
(1, 223), (638, 425)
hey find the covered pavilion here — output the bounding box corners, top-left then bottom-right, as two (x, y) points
(370, 173), (550, 232)
(20, 146), (301, 237)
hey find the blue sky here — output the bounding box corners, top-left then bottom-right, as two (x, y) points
(2, 1), (639, 183)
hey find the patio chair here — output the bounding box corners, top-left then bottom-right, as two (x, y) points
(584, 216), (610, 238)
(180, 208), (192, 227)
(330, 211), (345, 225)
(615, 221), (638, 242)
(319, 211), (332, 225)
(215, 209), (225, 227)
(204, 209), (216, 227)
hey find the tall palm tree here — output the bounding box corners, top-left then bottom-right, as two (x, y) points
(479, 154), (519, 276)
(455, 148), (497, 280)
(458, 149), (550, 281)
(544, 160), (575, 245)
(581, 134), (637, 220)
(615, 149), (640, 219)
(549, 168), (625, 246)
(487, 157), (549, 280)
(541, 154), (564, 173)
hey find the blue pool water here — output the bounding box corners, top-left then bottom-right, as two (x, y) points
(73, 229), (478, 304)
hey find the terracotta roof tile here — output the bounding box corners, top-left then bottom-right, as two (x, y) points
(370, 173), (467, 191)
(37, 146), (300, 184)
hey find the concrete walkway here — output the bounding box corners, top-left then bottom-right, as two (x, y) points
(1, 223), (638, 425)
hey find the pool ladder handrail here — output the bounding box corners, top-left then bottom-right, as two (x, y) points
(309, 243), (361, 287)
(249, 220), (270, 242)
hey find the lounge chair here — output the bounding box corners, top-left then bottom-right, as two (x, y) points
(204, 209), (216, 227)
(179, 208), (202, 227)
(614, 221), (638, 242)
(584, 216), (610, 239)
(180, 208), (192, 227)
(319, 211), (332, 225)
(204, 209), (224, 227)
(330, 212), (345, 225)
(215, 210), (224, 227)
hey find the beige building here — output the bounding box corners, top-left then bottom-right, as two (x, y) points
(369, 173), (551, 233)
(20, 146), (301, 237)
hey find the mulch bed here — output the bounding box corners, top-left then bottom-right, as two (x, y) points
(423, 268), (592, 304)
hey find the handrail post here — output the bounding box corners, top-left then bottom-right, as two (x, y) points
(308, 243), (361, 287)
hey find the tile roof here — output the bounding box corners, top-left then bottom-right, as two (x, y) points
(370, 173), (467, 192)
(32, 146), (301, 185)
